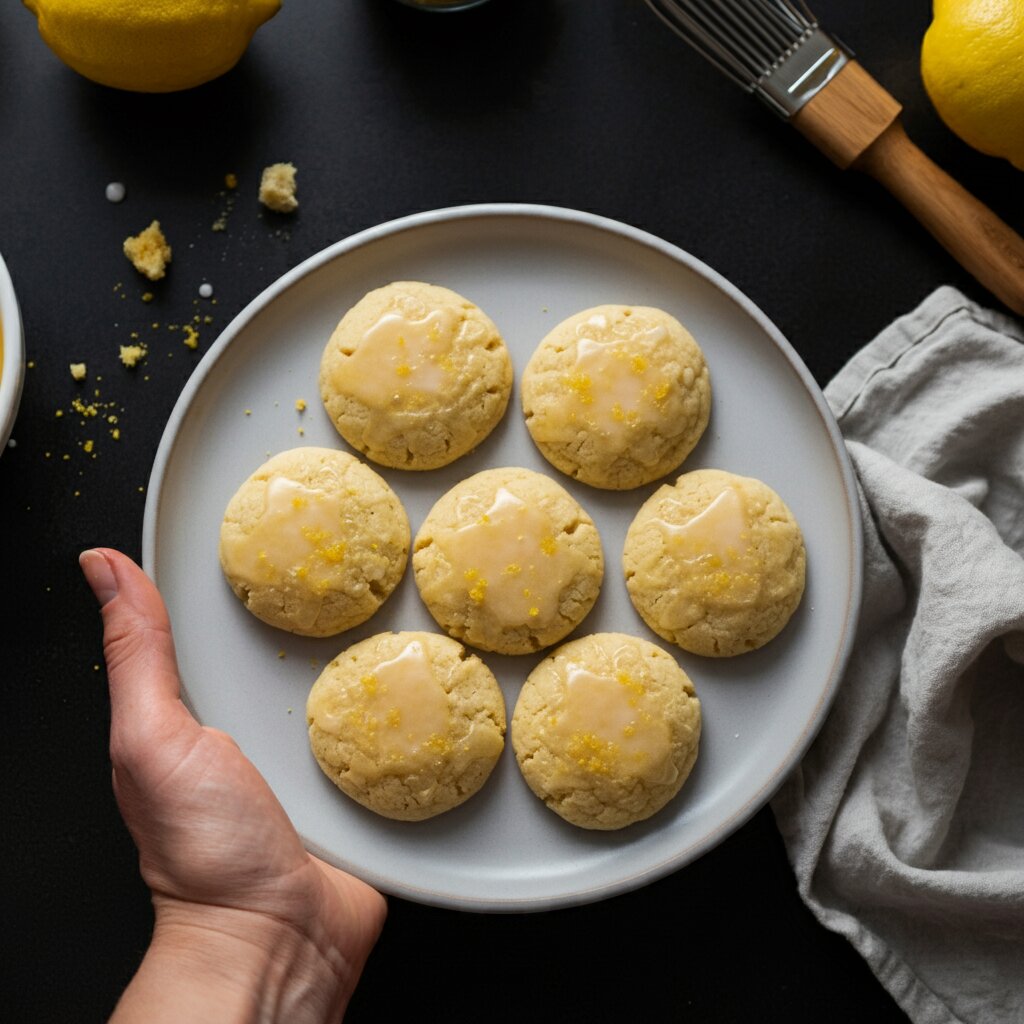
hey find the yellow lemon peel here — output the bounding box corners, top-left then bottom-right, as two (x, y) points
(921, 0), (1024, 171)
(24, 0), (281, 93)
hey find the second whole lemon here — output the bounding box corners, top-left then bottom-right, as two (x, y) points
(921, 0), (1024, 172)
(24, 0), (282, 93)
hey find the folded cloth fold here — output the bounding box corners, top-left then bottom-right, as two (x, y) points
(771, 286), (1024, 1024)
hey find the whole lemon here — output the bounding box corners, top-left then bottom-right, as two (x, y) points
(24, 0), (282, 93)
(921, 0), (1024, 171)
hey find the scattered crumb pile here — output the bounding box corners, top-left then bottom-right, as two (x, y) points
(124, 220), (172, 281)
(259, 162), (298, 213)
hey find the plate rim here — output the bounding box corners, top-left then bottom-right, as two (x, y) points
(0, 250), (26, 454)
(142, 202), (864, 912)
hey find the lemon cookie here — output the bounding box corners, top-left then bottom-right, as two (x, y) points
(623, 468), (806, 657)
(307, 631), (506, 821)
(219, 447), (409, 637)
(319, 281), (513, 470)
(413, 467), (604, 654)
(511, 632), (701, 830)
(521, 304), (710, 489)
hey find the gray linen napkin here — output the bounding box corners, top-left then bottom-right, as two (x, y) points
(771, 286), (1024, 1024)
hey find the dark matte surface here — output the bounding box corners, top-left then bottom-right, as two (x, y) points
(2, 2), (1019, 1021)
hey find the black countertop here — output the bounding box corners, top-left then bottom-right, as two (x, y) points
(3, 2), (1020, 1021)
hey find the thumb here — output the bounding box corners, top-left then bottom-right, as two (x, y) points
(80, 548), (191, 745)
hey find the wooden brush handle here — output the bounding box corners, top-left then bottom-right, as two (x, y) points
(793, 61), (1024, 316)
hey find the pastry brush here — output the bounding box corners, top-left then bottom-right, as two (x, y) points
(645, 0), (1024, 315)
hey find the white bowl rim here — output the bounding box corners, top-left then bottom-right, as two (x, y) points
(0, 250), (25, 452)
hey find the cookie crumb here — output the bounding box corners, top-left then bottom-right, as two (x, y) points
(182, 325), (200, 350)
(70, 363), (87, 381)
(120, 344), (147, 368)
(123, 221), (172, 281)
(224, 173), (238, 189)
(259, 162), (298, 213)
(295, 398), (307, 412)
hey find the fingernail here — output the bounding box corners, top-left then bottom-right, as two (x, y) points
(80, 549), (118, 606)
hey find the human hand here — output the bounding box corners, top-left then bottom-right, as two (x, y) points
(80, 548), (386, 1024)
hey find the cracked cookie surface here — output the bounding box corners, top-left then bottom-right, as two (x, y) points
(413, 466), (604, 654)
(522, 304), (710, 489)
(511, 632), (701, 830)
(623, 468), (805, 657)
(307, 630), (506, 821)
(218, 446), (409, 637)
(319, 280), (513, 470)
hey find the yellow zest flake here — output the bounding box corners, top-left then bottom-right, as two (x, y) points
(318, 542), (346, 564)
(385, 707), (401, 729)
(611, 402), (625, 422)
(111, 429), (121, 440)
(295, 398), (307, 412)
(616, 671), (645, 699)
(652, 380), (671, 402)
(529, 606), (540, 617)
(540, 535), (557, 556)
(294, 565), (309, 579)
(631, 355), (648, 374)
(244, 409), (252, 416)
(395, 364), (411, 377)
(301, 526), (329, 545)
(55, 409), (64, 418)
(141, 292), (154, 303)
(360, 674), (378, 697)
(468, 576), (488, 603)
(565, 372), (593, 403)
(566, 732), (616, 774)
(502, 563), (521, 576)
(464, 568), (478, 581)
(291, 496), (307, 510)
(182, 324), (199, 350)
(428, 321), (442, 343)
(225, 173), (238, 189)
(83, 439), (94, 454)
(423, 734), (453, 755)
(277, 650), (286, 659)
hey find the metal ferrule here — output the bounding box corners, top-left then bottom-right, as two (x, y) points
(754, 25), (849, 119)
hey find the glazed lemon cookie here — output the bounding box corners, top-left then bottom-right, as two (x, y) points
(319, 281), (513, 470)
(307, 631), (506, 821)
(623, 468), (806, 657)
(219, 447), (409, 637)
(521, 304), (710, 489)
(413, 467), (604, 654)
(511, 632), (701, 830)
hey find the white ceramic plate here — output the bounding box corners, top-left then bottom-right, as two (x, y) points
(143, 204), (862, 912)
(0, 251), (25, 453)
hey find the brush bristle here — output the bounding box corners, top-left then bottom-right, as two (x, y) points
(646, 0), (818, 90)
